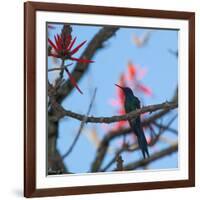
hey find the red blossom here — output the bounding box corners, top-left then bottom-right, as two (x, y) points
(64, 68), (83, 94)
(126, 61), (152, 96)
(48, 31), (95, 94)
(137, 83), (152, 96)
(127, 61), (136, 80)
(48, 34), (94, 63)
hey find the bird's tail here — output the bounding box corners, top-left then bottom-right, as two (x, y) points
(137, 129), (150, 159)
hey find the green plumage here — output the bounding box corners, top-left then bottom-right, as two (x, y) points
(124, 94), (140, 113)
(115, 84), (150, 159)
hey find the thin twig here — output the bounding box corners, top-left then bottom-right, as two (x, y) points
(61, 88), (97, 159)
(153, 122), (178, 134)
(48, 63), (73, 72)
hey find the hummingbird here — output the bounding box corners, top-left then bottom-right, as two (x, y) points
(115, 84), (150, 159)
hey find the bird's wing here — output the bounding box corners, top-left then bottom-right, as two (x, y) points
(135, 96), (141, 109)
(125, 96), (141, 113)
(128, 97), (141, 130)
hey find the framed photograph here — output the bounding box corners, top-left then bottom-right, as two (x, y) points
(24, 1), (195, 197)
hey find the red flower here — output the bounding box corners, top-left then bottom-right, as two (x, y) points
(64, 68), (83, 94)
(127, 61), (136, 80)
(127, 61), (152, 96)
(48, 34), (94, 63)
(137, 83), (152, 96)
(48, 32), (95, 94)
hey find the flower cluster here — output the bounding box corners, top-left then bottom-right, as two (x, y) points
(48, 34), (94, 63)
(48, 27), (94, 94)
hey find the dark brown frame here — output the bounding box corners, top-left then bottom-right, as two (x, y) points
(24, 1), (195, 198)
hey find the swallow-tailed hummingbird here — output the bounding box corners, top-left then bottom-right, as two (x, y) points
(115, 84), (150, 159)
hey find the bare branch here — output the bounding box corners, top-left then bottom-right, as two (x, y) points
(101, 114), (177, 172)
(121, 142), (178, 171)
(91, 108), (177, 172)
(48, 63), (73, 72)
(53, 101), (178, 123)
(153, 122), (178, 134)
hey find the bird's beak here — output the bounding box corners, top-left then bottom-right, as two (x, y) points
(115, 84), (124, 90)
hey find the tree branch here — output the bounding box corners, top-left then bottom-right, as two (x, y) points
(153, 121), (178, 134)
(121, 142), (178, 171)
(101, 114), (177, 172)
(90, 105), (177, 172)
(53, 101), (178, 123)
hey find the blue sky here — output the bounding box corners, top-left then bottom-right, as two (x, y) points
(48, 23), (178, 173)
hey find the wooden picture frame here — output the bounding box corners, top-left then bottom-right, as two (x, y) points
(24, 1), (195, 197)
